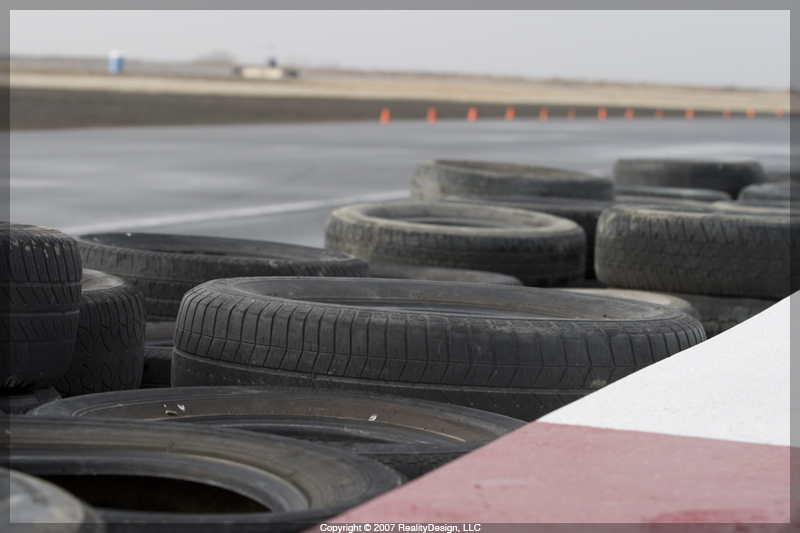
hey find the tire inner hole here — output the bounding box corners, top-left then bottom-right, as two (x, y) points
(38, 474), (271, 514)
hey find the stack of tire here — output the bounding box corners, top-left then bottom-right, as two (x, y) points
(404, 159), (725, 280)
(596, 158), (795, 336)
(5, 226), (506, 528)
(75, 232), (370, 388)
(1, 223), (146, 414)
(179, 159), (700, 422)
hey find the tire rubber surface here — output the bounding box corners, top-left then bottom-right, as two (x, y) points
(77, 233), (368, 321)
(1, 223), (82, 389)
(612, 158), (765, 198)
(33, 386), (525, 479)
(325, 201), (586, 287)
(54, 270), (145, 397)
(5, 416), (403, 533)
(170, 277), (705, 421)
(594, 204), (797, 299)
(412, 159), (614, 200)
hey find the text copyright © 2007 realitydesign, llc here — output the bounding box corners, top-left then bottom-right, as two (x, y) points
(319, 525), (480, 533)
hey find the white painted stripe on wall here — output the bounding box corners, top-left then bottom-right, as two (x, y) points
(62, 190), (409, 236)
(539, 294), (792, 447)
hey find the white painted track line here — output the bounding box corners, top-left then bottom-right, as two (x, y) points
(539, 292), (792, 446)
(60, 190), (408, 236)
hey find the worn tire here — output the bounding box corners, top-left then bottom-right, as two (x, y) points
(612, 158), (765, 198)
(368, 260), (523, 286)
(170, 277), (705, 421)
(325, 201), (586, 287)
(0, 386), (60, 415)
(410, 191), (710, 280)
(141, 322), (174, 389)
(560, 288), (701, 321)
(76, 233), (369, 321)
(1, 223), (82, 389)
(411, 159), (614, 200)
(737, 182), (797, 204)
(53, 270), (145, 397)
(5, 416), (403, 533)
(664, 292), (777, 338)
(594, 204), (797, 299)
(614, 185), (731, 202)
(33, 386), (525, 480)
(2, 467), (105, 533)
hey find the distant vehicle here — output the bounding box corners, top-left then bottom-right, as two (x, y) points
(233, 58), (298, 80)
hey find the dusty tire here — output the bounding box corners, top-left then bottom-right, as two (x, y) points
(76, 233), (369, 321)
(594, 204), (797, 299)
(1, 223), (82, 389)
(33, 386), (525, 480)
(170, 277), (705, 421)
(737, 182), (797, 204)
(410, 192), (709, 280)
(0, 386), (60, 415)
(411, 159), (614, 200)
(141, 322), (174, 389)
(368, 260), (523, 286)
(664, 292), (777, 338)
(53, 270), (145, 397)
(5, 416), (403, 533)
(324, 201), (586, 287)
(560, 288), (701, 322)
(612, 158), (765, 198)
(3, 467), (105, 533)
(614, 185), (731, 202)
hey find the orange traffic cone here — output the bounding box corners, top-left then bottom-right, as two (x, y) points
(539, 107), (549, 121)
(427, 107), (437, 123)
(654, 110), (664, 119)
(467, 107), (478, 122)
(380, 108), (391, 124)
(722, 110), (731, 119)
(624, 108), (634, 120)
(685, 109), (694, 120)
(776, 109), (784, 118)
(505, 107), (515, 121)
(567, 109), (576, 120)
(746, 109), (755, 119)
(597, 108), (607, 120)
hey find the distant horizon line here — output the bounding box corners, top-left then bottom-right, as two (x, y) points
(8, 52), (793, 93)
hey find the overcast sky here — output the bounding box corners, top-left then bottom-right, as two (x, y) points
(10, 10), (791, 89)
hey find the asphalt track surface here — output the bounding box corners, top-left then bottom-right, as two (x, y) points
(10, 118), (790, 248)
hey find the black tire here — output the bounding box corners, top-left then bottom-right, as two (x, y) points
(76, 233), (369, 321)
(0, 386), (60, 415)
(614, 185), (731, 202)
(53, 270), (145, 397)
(170, 277), (705, 421)
(32, 386), (525, 480)
(737, 182), (797, 204)
(559, 288), (701, 321)
(5, 416), (403, 533)
(3, 467), (105, 533)
(1, 223), (82, 389)
(594, 204), (797, 299)
(663, 292), (777, 338)
(412, 159), (614, 200)
(410, 192), (709, 280)
(612, 158), (765, 198)
(141, 322), (174, 389)
(324, 201), (586, 287)
(368, 260), (523, 286)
